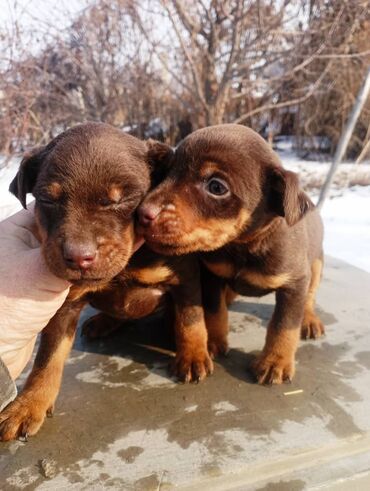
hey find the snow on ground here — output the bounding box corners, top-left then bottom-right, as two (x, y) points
(278, 147), (370, 273)
(1, 152), (370, 272)
(319, 186), (370, 273)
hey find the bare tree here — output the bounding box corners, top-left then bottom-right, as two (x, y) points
(132, 0), (301, 126)
(290, 0), (370, 155)
(0, 0), (178, 150)
(132, 0), (370, 147)
(1, 0), (369, 155)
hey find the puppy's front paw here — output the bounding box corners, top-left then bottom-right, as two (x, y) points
(171, 349), (214, 383)
(0, 395), (51, 441)
(208, 336), (229, 359)
(251, 352), (295, 385)
(301, 311), (325, 340)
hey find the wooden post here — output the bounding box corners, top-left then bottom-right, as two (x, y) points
(317, 67), (370, 209)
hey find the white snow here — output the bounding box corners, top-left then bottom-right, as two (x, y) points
(0, 157), (23, 221)
(1, 152), (370, 272)
(279, 148), (370, 273)
(320, 186), (370, 273)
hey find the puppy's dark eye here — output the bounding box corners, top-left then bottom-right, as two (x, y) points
(99, 197), (116, 207)
(205, 178), (230, 197)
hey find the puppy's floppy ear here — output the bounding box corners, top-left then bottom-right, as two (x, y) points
(9, 146), (47, 208)
(146, 139), (174, 186)
(268, 167), (314, 226)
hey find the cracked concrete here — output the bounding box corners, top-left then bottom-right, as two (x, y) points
(1, 256), (370, 490)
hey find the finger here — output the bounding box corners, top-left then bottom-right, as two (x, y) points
(3, 336), (37, 381)
(0, 203), (40, 251)
(25, 250), (71, 292)
(5, 202), (35, 230)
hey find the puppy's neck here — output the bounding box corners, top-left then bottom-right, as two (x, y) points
(231, 216), (283, 254)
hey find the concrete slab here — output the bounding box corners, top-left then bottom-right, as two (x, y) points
(1, 256), (370, 490)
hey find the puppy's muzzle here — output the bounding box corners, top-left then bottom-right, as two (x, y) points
(63, 241), (98, 271)
(138, 204), (161, 227)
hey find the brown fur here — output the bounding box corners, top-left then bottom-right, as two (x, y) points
(205, 289), (229, 359)
(84, 247), (213, 383)
(1, 123), (152, 441)
(301, 258), (325, 339)
(1, 123), (210, 441)
(137, 124), (325, 385)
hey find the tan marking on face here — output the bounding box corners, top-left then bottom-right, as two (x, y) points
(108, 185), (122, 203)
(199, 161), (222, 177)
(181, 208), (251, 252)
(203, 260), (235, 279)
(47, 182), (62, 199)
(131, 265), (173, 285)
(240, 271), (291, 290)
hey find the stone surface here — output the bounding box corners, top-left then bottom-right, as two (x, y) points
(1, 256), (370, 490)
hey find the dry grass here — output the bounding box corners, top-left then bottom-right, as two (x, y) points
(297, 166), (370, 193)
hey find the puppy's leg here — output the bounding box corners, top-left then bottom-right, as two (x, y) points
(301, 258), (325, 340)
(82, 313), (123, 339)
(83, 285), (165, 339)
(225, 285), (238, 306)
(252, 279), (308, 385)
(171, 262), (213, 383)
(202, 267), (230, 358)
(0, 300), (84, 441)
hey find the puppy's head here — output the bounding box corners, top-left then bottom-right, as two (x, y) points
(137, 124), (313, 255)
(10, 122), (152, 285)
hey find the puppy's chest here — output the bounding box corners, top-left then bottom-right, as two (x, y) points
(126, 260), (177, 287)
(203, 256), (290, 295)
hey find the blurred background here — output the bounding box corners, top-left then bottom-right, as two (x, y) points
(0, 0), (370, 269)
(1, 0), (369, 154)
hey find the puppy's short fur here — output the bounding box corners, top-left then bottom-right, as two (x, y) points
(137, 124), (325, 385)
(0, 123), (212, 441)
(82, 246), (212, 385)
(0, 123), (151, 441)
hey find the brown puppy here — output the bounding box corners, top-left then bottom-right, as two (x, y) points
(0, 122), (150, 441)
(137, 124), (324, 385)
(0, 122), (211, 441)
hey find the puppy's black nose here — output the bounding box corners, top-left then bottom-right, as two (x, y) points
(138, 204), (161, 227)
(63, 242), (97, 270)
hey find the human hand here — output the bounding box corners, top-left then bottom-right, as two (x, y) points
(0, 204), (71, 379)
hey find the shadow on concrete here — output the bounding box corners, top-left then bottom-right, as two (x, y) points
(1, 268), (367, 490)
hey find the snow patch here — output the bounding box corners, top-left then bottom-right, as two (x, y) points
(76, 358), (175, 390)
(213, 401), (238, 415)
(184, 404), (198, 413)
(320, 186), (370, 272)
